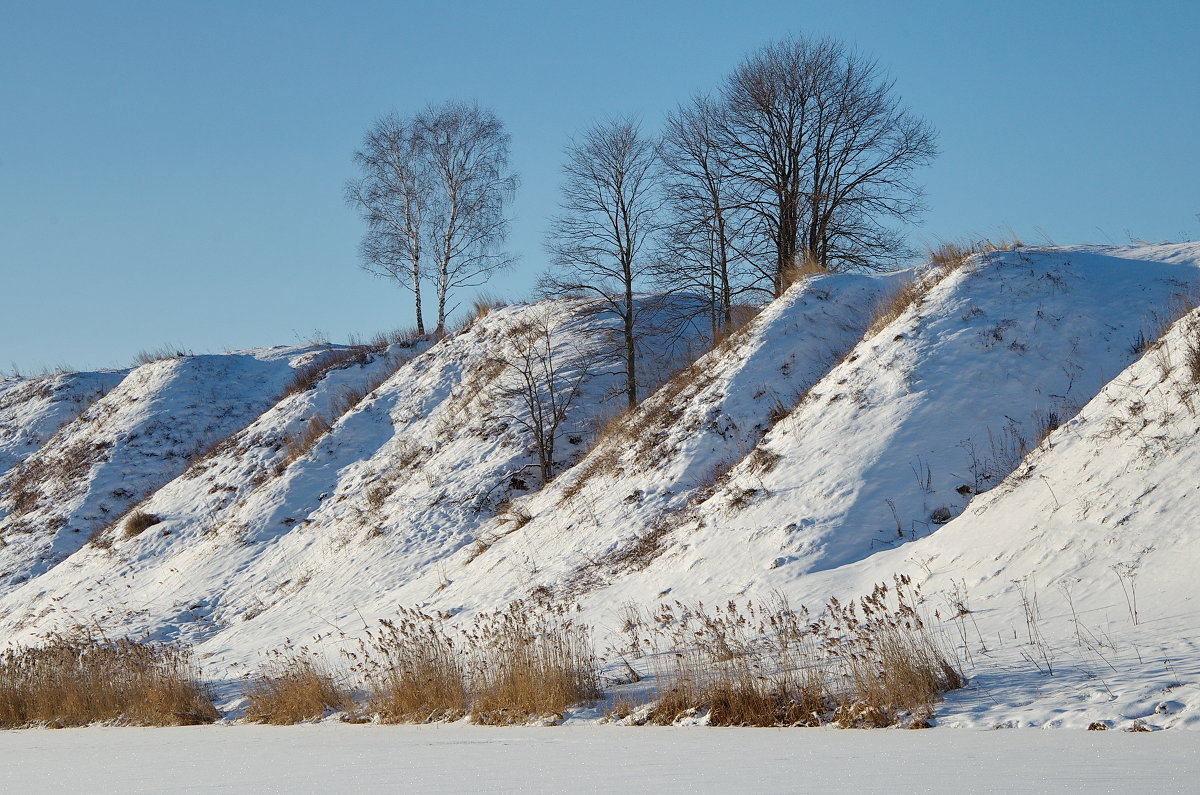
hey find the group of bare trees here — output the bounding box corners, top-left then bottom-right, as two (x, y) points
(346, 101), (517, 337)
(542, 35), (938, 408)
(346, 34), (937, 475)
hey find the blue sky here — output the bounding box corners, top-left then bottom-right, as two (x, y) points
(2, 0), (1197, 372)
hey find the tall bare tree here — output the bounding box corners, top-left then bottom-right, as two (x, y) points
(346, 114), (431, 335)
(657, 95), (754, 338)
(347, 102), (517, 336)
(717, 36), (937, 292)
(419, 101), (519, 335)
(543, 118), (662, 409)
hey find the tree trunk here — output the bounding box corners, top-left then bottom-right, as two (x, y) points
(411, 258), (425, 336)
(623, 267), (637, 409)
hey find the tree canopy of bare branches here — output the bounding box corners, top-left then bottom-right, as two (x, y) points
(657, 95), (755, 338)
(717, 36), (937, 292)
(347, 101), (517, 336)
(542, 118), (663, 409)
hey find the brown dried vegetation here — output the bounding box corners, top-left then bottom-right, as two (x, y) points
(243, 651), (352, 724)
(0, 633), (217, 728)
(634, 577), (962, 727)
(348, 601), (600, 725)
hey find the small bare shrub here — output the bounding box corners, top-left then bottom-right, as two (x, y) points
(243, 652), (351, 724)
(365, 484), (390, 512)
(0, 633), (217, 728)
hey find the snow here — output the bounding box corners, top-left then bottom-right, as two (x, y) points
(0, 370), (126, 478)
(0, 724), (1194, 793)
(2, 243), (1200, 740)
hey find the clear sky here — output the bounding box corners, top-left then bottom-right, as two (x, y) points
(2, 0), (1197, 373)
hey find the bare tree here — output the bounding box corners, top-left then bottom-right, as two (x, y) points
(657, 95), (756, 337)
(543, 118), (662, 409)
(347, 102), (517, 336)
(487, 308), (590, 485)
(346, 113), (431, 335)
(717, 36), (937, 291)
(419, 101), (519, 335)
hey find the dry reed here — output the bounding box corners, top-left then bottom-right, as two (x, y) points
(356, 609), (468, 723)
(243, 651), (352, 724)
(348, 600), (601, 724)
(0, 632), (217, 728)
(637, 578), (962, 727)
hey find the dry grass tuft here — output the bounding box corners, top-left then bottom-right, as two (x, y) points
(132, 346), (192, 367)
(469, 601), (601, 724)
(243, 652), (352, 724)
(281, 415), (333, 465)
(868, 242), (978, 336)
(123, 510), (161, 538)
(778, 251), (829, 293)
(282, 346), (373, 398)
(471, 293), (507, 320)
(0, 633), (217, 728)
(1185, 318), (1200, 385)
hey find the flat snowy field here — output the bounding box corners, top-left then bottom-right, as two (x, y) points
(1, 724), (1195, 793)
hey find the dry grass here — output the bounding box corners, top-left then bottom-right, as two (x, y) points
(282, 346), (373, 398)
(123, 509), (161, 538)
(0, 632), (217, 728)
(132, 346), (192, 366)
(778, 250), (829, 293)
(348, 601), (600, 725)
(1184, 316), (1200, 385)
(471, 293), (506, 320)
(469, 601), (601, 724)
(281, 415), (333, 465)
(5, 437), (112, 517)
(243, 652), (352, 724)
(357, 609), (468, 722)
(868, 242), (980, 336)
(637, 577), (962, 727)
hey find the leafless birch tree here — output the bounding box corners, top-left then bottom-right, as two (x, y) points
(420, 102), (519, 335)
(346, 114), (431, 335)
(347, 102), (517, 336)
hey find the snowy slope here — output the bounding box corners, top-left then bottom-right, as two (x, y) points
(0, 370), (126, 477)
(0, 298), (706, 667)
(0, 348), (323, 593)
(741, 295), (1200, 729)
(413, 245), (1200, 619)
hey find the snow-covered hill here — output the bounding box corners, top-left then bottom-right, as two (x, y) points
(2, 242), (1199, 730)
(0, 370), (126, 478)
